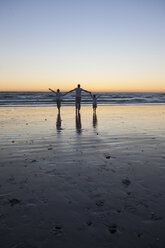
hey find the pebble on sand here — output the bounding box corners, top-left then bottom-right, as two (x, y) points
(104, 153), (111, 159)
(31, 160), (37, 163)
(137, 232), (143, 238)
(86, 221), (92, 226)
(106, 156), (111, 159)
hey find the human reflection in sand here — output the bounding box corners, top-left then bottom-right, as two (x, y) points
(75, 111), (82, 134)
(56, 112), (62, 132)
(93, 111), (97, 129)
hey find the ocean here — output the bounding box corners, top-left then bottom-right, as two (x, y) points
(0, 91), (165, 106)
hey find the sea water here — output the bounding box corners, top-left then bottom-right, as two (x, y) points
(0, 91), (165, 106)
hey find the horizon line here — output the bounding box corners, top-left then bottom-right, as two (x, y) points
(0, 90), (165, 93)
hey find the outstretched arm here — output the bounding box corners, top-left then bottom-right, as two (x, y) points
(49, 88), (56, 94)
(63, 89), (75, 96)
(82, 89), (91, 95)
(62, 92), (69, 97)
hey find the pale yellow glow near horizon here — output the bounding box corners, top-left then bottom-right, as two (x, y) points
(0, 79), (165, 92)
(1, 44), (165, 92)
(1, 63), (165, 92)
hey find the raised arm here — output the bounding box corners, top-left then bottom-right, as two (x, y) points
(90, 94), (102, 98)
(49, 88), (56, 94)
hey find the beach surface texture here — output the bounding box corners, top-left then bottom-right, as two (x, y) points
(0, 105), (165, 248)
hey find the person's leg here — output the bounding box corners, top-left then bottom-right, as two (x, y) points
(77, 97), (81, 111)
(93, 104), (97, 112)
(76, 97), (81, 110)
(56, 100), (61, 112)
(75, 97), (78, 110)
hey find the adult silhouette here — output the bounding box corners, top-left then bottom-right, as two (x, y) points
(65, 84), (91, 111)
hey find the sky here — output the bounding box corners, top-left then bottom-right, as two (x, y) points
(0, 0), (165, 92)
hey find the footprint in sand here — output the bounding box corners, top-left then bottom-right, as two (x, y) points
(9, 198), (21, 206)
(107, 224), (118, 234)
(96, 200), (104, 206)
(51, 226), (63, 236)
(122, 178), (131, 187)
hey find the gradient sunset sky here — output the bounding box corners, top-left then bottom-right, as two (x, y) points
(0, 0), (165, 92)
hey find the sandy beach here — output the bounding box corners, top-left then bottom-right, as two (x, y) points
(0, 105), (165, 248)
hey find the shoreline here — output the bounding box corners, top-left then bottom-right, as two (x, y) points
(0, 102), (165, 108)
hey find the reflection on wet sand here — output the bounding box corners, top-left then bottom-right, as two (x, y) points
(56, 112), (62, 132)
(1, 105), (165, 248)
(93, 111), (97, 129)
(75, 112), (82, 134)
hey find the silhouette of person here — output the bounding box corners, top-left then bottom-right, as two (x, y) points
(56, 111), (62, 132)
(49, 88), (67, 112)
(65, 84), (91, 112)
(75, 111), (82, 134)
(91, 94), (101, 112)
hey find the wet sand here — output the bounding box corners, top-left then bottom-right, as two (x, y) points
(0, 105), (165, 248)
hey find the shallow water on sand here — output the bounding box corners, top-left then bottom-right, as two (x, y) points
(0, 105), (165, 149)
(0, 105), (165, 248)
